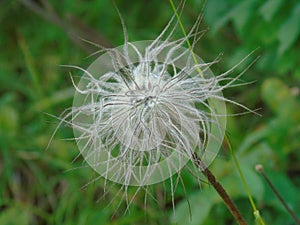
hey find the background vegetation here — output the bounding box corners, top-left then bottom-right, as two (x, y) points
(0, 0), (299, 224)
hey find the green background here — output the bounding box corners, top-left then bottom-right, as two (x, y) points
(0, 0), (300, 224)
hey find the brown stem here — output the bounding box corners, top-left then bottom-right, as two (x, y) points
(192, 153), (248, 225)
(256, 164), (300, 225)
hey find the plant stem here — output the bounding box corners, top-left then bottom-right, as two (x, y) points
(169, 0), (203, 77)
(256, 164), (300, 225)
(226, 136), (266, 225)
(168, 1), (251, 224)
(192, 153), (248, 225)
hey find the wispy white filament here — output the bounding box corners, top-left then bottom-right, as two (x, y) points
(66, 33), (229, 187)
(51, 8), (257, 199)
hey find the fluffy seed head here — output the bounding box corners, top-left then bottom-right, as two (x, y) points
(54, 9), (256, 191)
(70, 36), (227, 187)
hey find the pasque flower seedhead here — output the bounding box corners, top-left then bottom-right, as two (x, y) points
(46, 4), (260, 221)
(69, 36), (227, 186)
(53, 10), (257, 190)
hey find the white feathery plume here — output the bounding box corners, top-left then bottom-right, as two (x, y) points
(50, 3), (257, 214)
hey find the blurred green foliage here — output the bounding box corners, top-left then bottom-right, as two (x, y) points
(0, 0), (299, 224)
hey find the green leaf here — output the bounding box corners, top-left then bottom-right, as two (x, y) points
(294, 66), (300, 81)
(259, 0), (283, 22)
(0, 106), (18, 137)
(222, 164), (264, 203)
(278, 4), (300, 54)
(230, 0), (258, 35)
(238, 127), (270, 153)
(263, 170), (300, 212)
(205, 0), (229, 30)
(78, 207), (111, 225)
(0, 206), (31, 225)
(171, 188), (218, 225)
(261, 78), (292, 114)
(240, 142), (273, 170)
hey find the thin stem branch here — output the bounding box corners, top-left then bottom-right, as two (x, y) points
(226, 136), (266, 225)
(169, 0), (203, 77)
(256, 164), (300, 225)
(192, 153), (248, 225)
